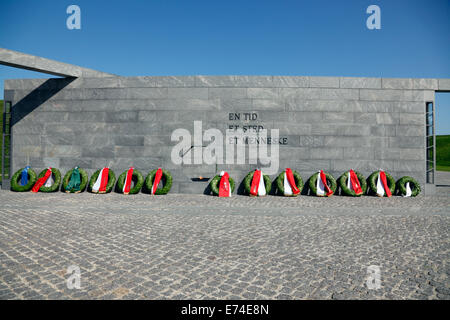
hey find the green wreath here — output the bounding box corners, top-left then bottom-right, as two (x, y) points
(308, 172), (337, 197)
(396, 176), (421, 197)
(144, 169), (172, 195)
(243, 170), (272, 196)
(10, 168), (37, 192)
(35, 168), (61, 193)
(367, 171), (396, 196)
(117, 169), (144, 194)
(209, 174), (236, 196)
(276, 170), (303, 196)
(88, 169), (116, 194)
(338, 171), (368, 197)
(62, 168), (88, 193)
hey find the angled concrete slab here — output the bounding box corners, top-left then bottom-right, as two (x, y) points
(0, 48), (115, 78)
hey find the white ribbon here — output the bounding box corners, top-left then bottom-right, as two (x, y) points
(92, 168), (106, 193)
(376, 172), (385, 197)
(44, 168), (53, 187)
(257, 170), (266, 196)
(316, 172), (325, 196)
(283, 172), (293, 196)
(122, 167), (134, 193)
(346, 171), (354, 192)
(404, 182), (412, 197)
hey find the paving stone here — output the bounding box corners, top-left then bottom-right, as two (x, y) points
(0, 191), (448, 300)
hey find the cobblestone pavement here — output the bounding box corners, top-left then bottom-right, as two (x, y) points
(0, 190), (449, 300)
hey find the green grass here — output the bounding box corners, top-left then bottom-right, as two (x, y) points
(436, 135), (450, 172)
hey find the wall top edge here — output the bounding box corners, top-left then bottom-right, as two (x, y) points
(4, 75), (449, 91)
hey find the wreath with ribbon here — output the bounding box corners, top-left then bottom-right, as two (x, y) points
(396, 176), (421, 197)
(117, 169), (144, 195)
(243, 170), (272, 196)
(34, 168), (61, 193)
(367, 170), (395, 196)
(275, 170), (303, 196)
(144, 169), (172, 195)
(88, 169), (116, 194)
(62, 168), (89, 193)
(10, 168), (37, 192)
(338, 170), (367, 197)
(209, 175), (236, 196)
(308, 172), (337, 197)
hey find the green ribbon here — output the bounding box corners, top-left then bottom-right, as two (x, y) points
(66, 166), (81, 192)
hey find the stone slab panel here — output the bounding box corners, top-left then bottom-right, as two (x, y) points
(395, 125), (424, 137)
(438, 79), (450, 91)
(195, 76), (274, 87)
(168, 88), (208, 99)
(413, 79), (438, 90)
(114, 136), (145, 146)
(309, 77), (339, 88)
(388, 137), (425, 148)
(399, 113), (424, 125)
(45, 145), (82, 157)
(339, 77), (381, 89)
(310, 148), (343, 160)
(382, 78), (414, 89)
(209, 88), (247, 99)
(272, 76), (309, 87)
(376, 148), (425, 161)
(360, 89), (425, 102)
(59, 157), (94, 170)
(281, 88), (359, 100)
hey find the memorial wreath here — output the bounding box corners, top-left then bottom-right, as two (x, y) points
(276, 169), (303, 196)
(10, 167), (37, 192)
(244, 169), (272, 196)
(396, 176), (421, 197)
(338, 170), (367, 197)
(62, 167), (88, 193)
(144, 168), (172, 195)
(89, 168), (116, 194)
(308, 171), (337, 197)
(117, 167), (144, 195)
(32, 168), (61, 193)
(367, 170), (395, 197)
(210, 172), (235, 197)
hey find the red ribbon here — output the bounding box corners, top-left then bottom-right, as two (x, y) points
(99, 167), (109, 193)
(285, 168), (300, 195)
(349, 169), (363, 195)
(31, 168), (52, 193)
(320, 170), (333, 196)
(123, 167), (134, 194)
(250, 169), (261, 196)
(219, 172), (231, 197)
(379, 170), (392, 197)
(152, 168), (163, 194)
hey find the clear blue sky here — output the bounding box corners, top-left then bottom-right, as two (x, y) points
(1, 0), (449, 133)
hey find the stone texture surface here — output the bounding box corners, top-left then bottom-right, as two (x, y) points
(4, 76), (448, 194)
(0, 191), (448, 300)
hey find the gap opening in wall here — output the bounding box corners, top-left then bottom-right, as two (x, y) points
(435, 92), (450, 188)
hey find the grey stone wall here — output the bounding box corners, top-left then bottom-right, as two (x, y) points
(4, 76), (447, 194)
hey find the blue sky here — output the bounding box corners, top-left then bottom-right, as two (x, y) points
(1, 0), (449, 133)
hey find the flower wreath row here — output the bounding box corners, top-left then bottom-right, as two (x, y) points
(209, 169), (421, 197)
(10, 167), (173, 195)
